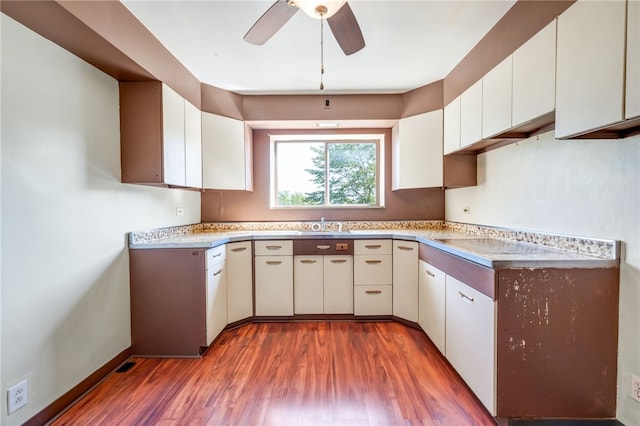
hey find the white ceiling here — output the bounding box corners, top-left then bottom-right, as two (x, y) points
(121, 0), (516, 95)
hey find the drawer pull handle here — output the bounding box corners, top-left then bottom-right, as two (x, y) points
(211, 252), (223, 258)
(426, 270), (435, 278)
(458, 291), (474, 303)
(213, 269), (223, 277)
(365, 290), (382, 295)
(316, 245), (331, 250)
(266, 261), (282, 265)
(397, 246), (414, 251)
(365, 244), (382, 249)
(266, 245), (282, 250)
(231, 247), (247, 252)
(300, 259), (317, 264)
(331, 259), (347, 264)
(365, 260), (382, 264)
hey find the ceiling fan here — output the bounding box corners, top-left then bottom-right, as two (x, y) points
(243, 0), (365, 56)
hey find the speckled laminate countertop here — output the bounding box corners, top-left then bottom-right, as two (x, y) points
(128, 221), (619, 269)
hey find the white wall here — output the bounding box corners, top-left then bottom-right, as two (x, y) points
(1, 15), (201, 425)
(446, 131), (640, 426)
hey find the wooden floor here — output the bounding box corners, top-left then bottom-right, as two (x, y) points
(52, 321), (495, 425)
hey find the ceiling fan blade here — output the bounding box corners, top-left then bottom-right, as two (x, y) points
(243, 0), (298, 45)
(327, 2), (365, 55)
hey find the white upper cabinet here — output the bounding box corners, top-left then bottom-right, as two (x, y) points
(392, 109), (443, 190)
(460, 80), (483, 148)
(161, 85), (187, 187)
(556, 0), (627, 138)
(512, 20), (557, 127)
(627, 0), (640, 119)
(443, 97), (461, 155)
(482, 55), (513, 139)
(202, 112), (253, 190)
(184, 100), (202, 189)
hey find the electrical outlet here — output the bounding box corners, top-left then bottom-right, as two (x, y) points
(632, 374), (640, 403)
(7, 379), (28, 414)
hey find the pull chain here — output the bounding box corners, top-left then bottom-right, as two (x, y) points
(320, 15), (324, 90)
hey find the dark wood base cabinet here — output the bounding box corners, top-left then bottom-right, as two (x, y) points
(419, 244), (619, 421)
(129, 249), (209, 357)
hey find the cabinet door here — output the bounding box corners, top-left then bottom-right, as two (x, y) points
(391, 110), (443, 190)
(556, 0), (626, 138)
(460, 80), (483, 148)
(162, 84), (186, 186)
(294, 256), (324, 314)
(354, 255), (392, 285)
(226, 241), (253, 323)
(324, 256), (354, 314)
(206, 260), (227, 345)
(184, 99), (202, 188)
(446, 275), (496, 415)
(354, 285), (392, 315)
(627, 0), (640, 119)
(392, 241), (418, 322)
(255, 256), (293, 316)
(418, 260), (446, 354)
(482, 55), (513, 139)
(512, 20), (556, 127)
(202, 112), (250, 190)
(443, 97), (461, 155)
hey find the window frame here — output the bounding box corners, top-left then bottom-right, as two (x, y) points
(269, 133), (385, 209)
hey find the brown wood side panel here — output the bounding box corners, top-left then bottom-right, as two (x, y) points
(496, 267), (619, 418)
(120, 82), (164, 184)
(129, 249), (207, 356)
(419, 244), (496, 299)
(293, 239), (354, 255)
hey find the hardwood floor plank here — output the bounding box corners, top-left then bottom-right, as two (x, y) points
(52, 321), (495, 425)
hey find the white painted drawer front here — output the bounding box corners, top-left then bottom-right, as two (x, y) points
(354, 254), (392, 285)
(354, 285), (392, 315)
(206, 245), (226, 269)
(254, 240), (293, 256)
(254, 255), (293, 316)
(354, 240), (392, 255)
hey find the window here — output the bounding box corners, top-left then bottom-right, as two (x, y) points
(270, 134), (385, 208)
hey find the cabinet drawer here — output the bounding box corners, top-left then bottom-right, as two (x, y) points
(206, 245), (226, 269)
(354, 285), (392, 315)
(254, 240), (293, 256)
(354, 255), (392, 285)
(354, 240), (392, 255)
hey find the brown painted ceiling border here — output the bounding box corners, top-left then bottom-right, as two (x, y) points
(2, 0), (574, 120)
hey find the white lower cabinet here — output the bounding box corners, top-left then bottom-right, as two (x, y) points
(206, 245), (227, 345)
(392, 241), (419, 322)
(226, 241), (253, 323)
(445, 275), (497, 415)
(418, 260), (446, 354)
(294, 255), (354, 314)
(294, 256), (324, 314)
(255, 241), (293, 316)
(323, 256), (354, 314)
(354, 240), (393, 315)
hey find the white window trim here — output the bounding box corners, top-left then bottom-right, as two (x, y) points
(269, 133), (386, 209)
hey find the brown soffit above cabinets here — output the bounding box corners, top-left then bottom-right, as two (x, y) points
(1, 0), (573, 121)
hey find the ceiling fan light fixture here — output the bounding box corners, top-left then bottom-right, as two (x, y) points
(295, 0), (347, 19)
